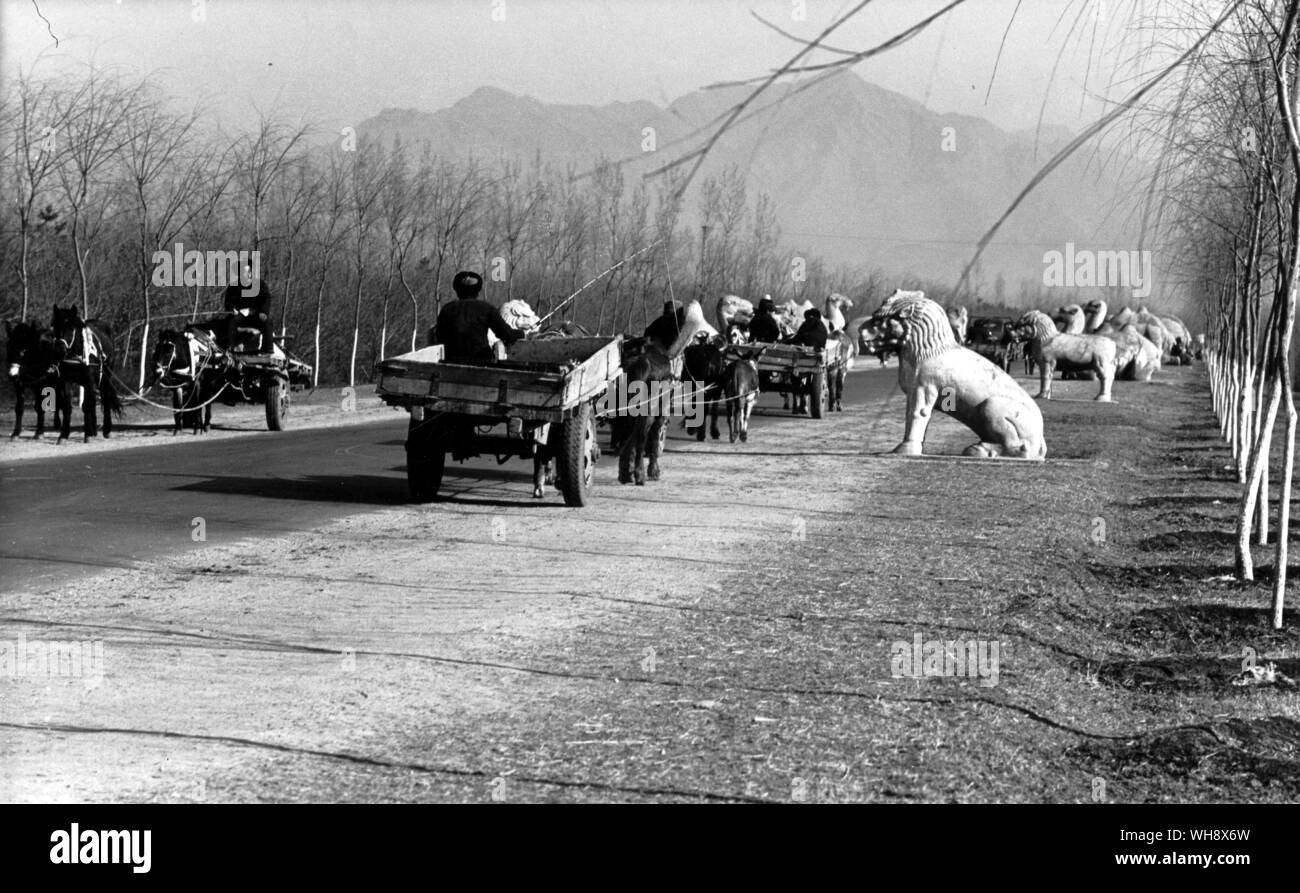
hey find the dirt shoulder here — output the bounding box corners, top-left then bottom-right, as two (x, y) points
(2, 366), (1296, 803)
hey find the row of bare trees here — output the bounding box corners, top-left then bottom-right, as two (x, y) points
(2, 67), (910, 389)
(1155, 0), (1300, 629)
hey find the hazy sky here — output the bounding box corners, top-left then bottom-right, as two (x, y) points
(2, 0), (1141, 136)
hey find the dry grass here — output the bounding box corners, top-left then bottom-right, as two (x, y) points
(414, 369), (1300, 802)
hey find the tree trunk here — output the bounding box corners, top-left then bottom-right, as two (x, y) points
(1236, 373), (1283, 581)
(19, 228), (31, 322)
(399, 270), (419, 352)
(280, 247), (296, 334)
(137, 278), (152, 392)
(350, 263), (363, 388)
(313, 275), (328, 389)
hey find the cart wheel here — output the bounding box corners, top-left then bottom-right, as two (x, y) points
(810, 370), (828, 419)
(265, 378), (289, 430)
(557, 402), (597, 507)
(406, 415), (445, 502)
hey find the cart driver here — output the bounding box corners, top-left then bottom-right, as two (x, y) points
(748, 296), (782, 343)
(430, 270), (525, 363)
(643, 300), (686, 352)
(789, 307), (829, 350)
(221, 261), (274, 353)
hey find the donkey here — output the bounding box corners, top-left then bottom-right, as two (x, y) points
(5, 320), (63, 438)
(611, 300), (711, 484)
(723, 345), (766, 442)
(49, 305), (123, 441)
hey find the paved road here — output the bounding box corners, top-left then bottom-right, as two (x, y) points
(0, 366), (897, 594)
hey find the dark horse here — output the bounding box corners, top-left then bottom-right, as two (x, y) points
(5, 320), (63, 438)
(49, 305), (122, 442)
(610, 337), (675, 485)
(151, 326), (221, 434)
(681, 332), (728, 441)
(609, 302), (709, 485)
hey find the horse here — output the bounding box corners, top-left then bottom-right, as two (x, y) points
(610, 301), (710, 485)
(49, 305), (123, 442)
(5, 320), (63, 439)
(151, 326), (222, 434)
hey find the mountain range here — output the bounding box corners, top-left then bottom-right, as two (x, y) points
(358, 72), (1143, 297)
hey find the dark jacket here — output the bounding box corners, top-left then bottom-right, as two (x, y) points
(644, 309), (686, 350)
(432, 297), (522, 363)
(223, 279), (272, 316)
(791, 318), (828, 350)
(749, 312), (782, 344)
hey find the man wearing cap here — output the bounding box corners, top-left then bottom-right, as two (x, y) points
(643, 300), (686, 352)
(430, 270), (525, 363)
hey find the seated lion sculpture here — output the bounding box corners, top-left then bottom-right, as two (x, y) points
(1011, 309), (1117, 401)
(864, 290), (1046, 459)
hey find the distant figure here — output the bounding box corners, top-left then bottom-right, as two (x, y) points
(644, 300), (686, 351)
(748, 296), (782, 343)
(789, 308), (829, 350)
(221, 262), (274, 352)
(430, 270), (525, 363)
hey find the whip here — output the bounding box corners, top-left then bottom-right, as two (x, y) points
(535, 239), (663, 328)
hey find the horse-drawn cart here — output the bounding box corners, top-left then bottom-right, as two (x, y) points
(375, 336), (622, 506)
(152, 320), (313, 433)
(746, 339), (843, 418)
(214, 345), (313, 430)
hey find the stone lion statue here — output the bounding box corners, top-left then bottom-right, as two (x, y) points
(865, 290), (1046, 459)
(1011, 309), (1117, 401)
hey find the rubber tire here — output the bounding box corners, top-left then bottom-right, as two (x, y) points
(265, 378), (289, 430)
(810, 370), (827, 419)
(557, 402), (596, 507)
(406, 415), (445, 503)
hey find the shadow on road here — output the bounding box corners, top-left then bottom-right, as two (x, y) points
(171, 463), (556, 508)
(174, 473), (410, 505)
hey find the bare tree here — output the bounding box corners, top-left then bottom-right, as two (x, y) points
(6, 71), (71, 321)
(345, 140), (389, 386)
(270, 153), (323, 339)
(120, 90), (208, 387)
(426, 156), (487, 315)
(52, 68), (140, 317)
(309, 151), (353, 386)
(230, 113), (311, 252)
